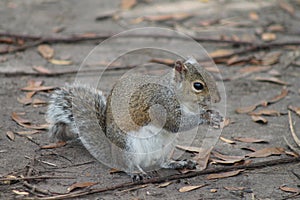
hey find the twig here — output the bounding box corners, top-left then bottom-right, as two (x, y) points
(23, 181), (51, 195)
(0, 175), (75, 182)
(24, 157), (300, 200)
(288, 111), (300, 147)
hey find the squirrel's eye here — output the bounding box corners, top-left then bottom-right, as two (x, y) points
(193, 82), (204, 91)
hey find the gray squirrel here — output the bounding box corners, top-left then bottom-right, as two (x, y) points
(46, 57), (222, 179)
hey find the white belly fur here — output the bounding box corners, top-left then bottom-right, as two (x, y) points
(125, 124), (177, 173)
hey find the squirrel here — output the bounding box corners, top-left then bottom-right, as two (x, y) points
(46, 57), (222, 180)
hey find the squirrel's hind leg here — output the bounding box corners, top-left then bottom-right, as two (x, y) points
(161, 159), (197, 170)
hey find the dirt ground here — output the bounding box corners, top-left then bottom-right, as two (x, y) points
(1, 0), (300, 199)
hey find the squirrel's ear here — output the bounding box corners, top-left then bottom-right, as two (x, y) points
(174, 60), (187, 82)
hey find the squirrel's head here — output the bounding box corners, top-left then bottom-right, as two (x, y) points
(173, 57), (220, 107)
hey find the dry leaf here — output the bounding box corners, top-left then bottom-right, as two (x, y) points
(21, 85), (56, 92)
(279, 185), (300, 193)
(32, 66), (52, 74)
(209, 49), (233, 59)
(176, 145), (202, 153)
(254, 77), (288, 85)
(149, 58), (174, 65)
(279, 0), (295, 15)
(251, 115), (268, 124)
(267, 24), (285, 32)
(288, 105), (300, 116)
(206, 170), (244, 180)
(220, 136), (236, 144)
(193, 147), (213, 171)
(20, 123), (49, 130)
(262, 52), (281, 66)
(12, 190), (29, 195)
(268, 88), (289, 103)
(37, 45), (54, 59)
(238, 66), (271, 74)
(121, 0), (137, 10)
(157, 181), (172, 188)
(15, 130), (40, 135)
(211, 158), (243, 165)
(32, 98), (47, 105)
(236, 104), (258, 114)
(109, 168), (122, 174)
(48, 59), (73, 65)
(234, 137), (268, 143)
(249, 109), (281, 116)
(246, 147), (284, 158)
(6, 131), (15, 141)
(17, 97), (32, 105)
(41, 141), (67, 149)
(248, 11), (259, 21)
(261, 33), (276, 42)
(67, 182), (97, 192)
(11, 112), (30, 125)
(212, 151), (244, 161)
(144, 13), (191, 22)
(179, 184), (207, 193)
(226, 55), (250, 66)
(210, 189), (217, 193)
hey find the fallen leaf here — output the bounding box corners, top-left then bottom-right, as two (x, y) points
(279, 0), (294, 16)
(121, 0), (137, 10)
(48, 59), (73, 65)
(234, 137), (268, 143)
(261, 33), (276, 42)
(179, 184), (207, 193)
(212, 151), (245, 161)
(246, 147), (284, 158)
(144, 13), (192, 22)
(21, 85), (56, 92)
(249, 109), (281, 116)
(15, 130), (40, 135)
(67, 182), (97, 192)
(236, 104), (258, 114)
(6, 131), (15, 141)
(238, 66), (271, 74)
(157, 181), (172, 188)
(149, 58), (174, 66)
(208, 49), (233, 59)
(251, 115), (268, 124)
(194, 147), (213, 171)
(21, 123), (49, 130)
(285, 150), (299, 158)
(17, 96), (32, 105)
(254, 77), (288, 85)
(241, 146), (257, 152)
(221, 117), (232, 128)
(226, 55), (250, 66)
(12, 190), (29, 195)
(109, 168), (122, 174)
(37, 45), (54, 59)
(268, 88), (289, 103)
(210, 189), (217, 193)
(267, 24), (285, 32)
(11, 112), (30, 125)
(211, 158), (243, 165)
(206, 170), (244, 180)
(176, 145), (202, 153)
(288, 105), (300, 116)
(248, 11), (259, 21)
(224, 186), (246, 191)
(262, 52), (281, 66)
(279, 185), (300, 193)
(41, 141), (67, 149)
(32, 98), (47, 105)
(220, 136), (236, 144)
(32, 66), (52, 74)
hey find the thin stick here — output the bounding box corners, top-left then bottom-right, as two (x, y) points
(0, 176), (75, 182)
(24, 157), (300, 200)
(288, 111), (300, 147)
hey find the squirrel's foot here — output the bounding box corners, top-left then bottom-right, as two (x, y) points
(206, 109), (223, 128)
(130, 172), (154, 181)
(161, 159), (197, 170)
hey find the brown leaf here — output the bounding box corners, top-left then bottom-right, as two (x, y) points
(238, 66), (271, 74)
(261, 33), (276, 42)
(254, 77), (288, 85)
(206, 169), (244, 180)
(262, 52), (281, 66)
(15, 130), (40, 135)
(179, 184), (207, 193)
(224, 186), (246, 191)
(248, 11), (259, 21)
(11, 112), (30, 125)
(144, 13), (191, 22)
(279, 0), (295, 15)
(221, 117), (232, 128)
(288, 105), (300, 117)
(234, 137), (268, 143)
(6, 131), (15, 141)
(193, 147), (213, 171)
(279, 185), (300, 193)
(20, 123), (49, 130)
(17, 97), (32, 105)
(212, 151), (244, 161)
(32, 66), (52, 74)
(21, 85), (56, 92)
(236, 104), (258, 114)
(12, 190), (29, 195)
(41, 141), (67, 149)
(48, 59), (73, 65)
(37, 45), (54, 59)
(246, 147), (284, 158)
(121, 0), (137, 10)
(251, 115), (268, 124)
(176, 145), (202, 153)
(220, 136), (236, 144)
(268, 88), (289, 103)
(67, 182), (97, 192)
(267, 24), (285, 32)
(226, 55), (250, 66)
(32, 98), (47, 105)
(208, 49), (233, 59)
(149, 58), (174, 65)
(249, 109), (281, 116)
(157, 181), (172, 188)
(109, 168), (122, 174)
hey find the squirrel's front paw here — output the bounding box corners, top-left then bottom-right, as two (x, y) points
(206, 110), (223, 128)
